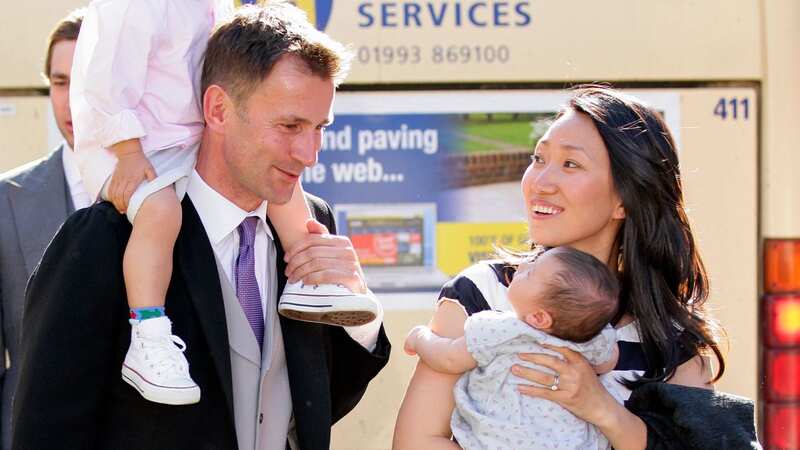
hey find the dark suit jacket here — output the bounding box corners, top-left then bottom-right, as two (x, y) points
(0, 147), (73, 450)
(12, 195), (390, 450)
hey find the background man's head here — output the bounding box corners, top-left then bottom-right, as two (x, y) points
(199, 2), (352, 209)
(43, 8), (84, 149)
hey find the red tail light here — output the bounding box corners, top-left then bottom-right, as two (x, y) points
(763, 239), (800, 448)
(765, 349), (800, 402)
(766, 404), (800, 449)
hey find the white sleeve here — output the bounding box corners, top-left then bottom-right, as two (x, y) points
(342, 291), (383, 352)
(579, 325), (618, 366)
(464, 311), (517, 367)
(71, 0), (162, 148)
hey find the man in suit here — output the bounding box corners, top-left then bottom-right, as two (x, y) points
(0, 9), (89, 450)
(12, 4), (390, 450)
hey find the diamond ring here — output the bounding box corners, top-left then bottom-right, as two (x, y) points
(550, 374), (560, 391)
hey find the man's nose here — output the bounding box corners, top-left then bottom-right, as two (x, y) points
(291, 131), (319, 167)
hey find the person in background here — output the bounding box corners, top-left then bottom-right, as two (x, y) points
(0, 9), (88, 450)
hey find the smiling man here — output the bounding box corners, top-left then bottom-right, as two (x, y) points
(0, 9), (89, 450)
(12, 4), (389, 450)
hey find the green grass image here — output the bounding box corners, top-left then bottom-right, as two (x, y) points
(458, 112), (551, 154)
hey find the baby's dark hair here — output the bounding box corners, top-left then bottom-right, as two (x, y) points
(540, 247), (620, 342)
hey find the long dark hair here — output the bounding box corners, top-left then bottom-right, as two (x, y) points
(564, 85), (725, 386)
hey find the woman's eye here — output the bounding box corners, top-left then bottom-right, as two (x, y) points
(530, 154), (544, 164)
(564, 160), (580, 169)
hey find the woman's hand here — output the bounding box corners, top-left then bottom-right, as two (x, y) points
(108, 139), (156, 213)
(513, 344), (618, 427)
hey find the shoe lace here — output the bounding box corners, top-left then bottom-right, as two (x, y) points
(139, 333), (190, 377)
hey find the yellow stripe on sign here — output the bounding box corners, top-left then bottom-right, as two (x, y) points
(436, 222), (529, 276)
(295, 0), (316, 27)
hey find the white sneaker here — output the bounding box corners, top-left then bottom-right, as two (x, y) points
(278, 282), (379, 326)
(121, 317), (201, 405)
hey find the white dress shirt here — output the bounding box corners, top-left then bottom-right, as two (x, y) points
(186, 170), (381, 449)
(60, 143), (93, 210)
(186, 169), (381, 351)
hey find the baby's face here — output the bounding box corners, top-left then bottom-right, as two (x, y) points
(507, 253), (560, 317)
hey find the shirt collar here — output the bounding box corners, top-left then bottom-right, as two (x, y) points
(61, 142), (82, 189)
(186, 170), (271, 246)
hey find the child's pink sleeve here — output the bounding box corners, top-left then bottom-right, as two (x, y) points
(71, 0), (162, 149)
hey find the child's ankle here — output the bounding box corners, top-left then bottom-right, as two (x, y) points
(130, 306), (166, 321)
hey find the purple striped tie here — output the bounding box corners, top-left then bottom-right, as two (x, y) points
(236, 216), (264, 349)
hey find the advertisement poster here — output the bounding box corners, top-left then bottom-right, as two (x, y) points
(304, 90), (680, 291)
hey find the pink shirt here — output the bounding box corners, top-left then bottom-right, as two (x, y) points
(70, 0), (228, 200)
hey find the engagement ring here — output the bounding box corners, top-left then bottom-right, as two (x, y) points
(550, 374), (560, 391)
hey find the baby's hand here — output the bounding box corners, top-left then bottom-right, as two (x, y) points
(403, 325), (432, 356)
(108, 139), (156, 213)
(592, 343), (620, 375)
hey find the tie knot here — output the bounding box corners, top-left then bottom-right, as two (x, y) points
(238, 216), (259, 248)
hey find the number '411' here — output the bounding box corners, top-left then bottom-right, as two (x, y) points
(714, 97), (750, 120)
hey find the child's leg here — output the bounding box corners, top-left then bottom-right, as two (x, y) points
(121, 186), (200, 405)
(273, 182), (379, 327)
(266, 181), (311, 252)
(125, 186), (181, 313)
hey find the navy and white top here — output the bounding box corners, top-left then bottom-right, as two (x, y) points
(439, 261), (649, 403)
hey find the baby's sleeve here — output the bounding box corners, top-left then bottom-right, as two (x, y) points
(464, 311), (519, 367)
(579, 325), (617, 366)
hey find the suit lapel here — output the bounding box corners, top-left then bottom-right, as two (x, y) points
(177, 198), (236, 425)
(265, 213), (332, 450)
(8, 148), (71, 275)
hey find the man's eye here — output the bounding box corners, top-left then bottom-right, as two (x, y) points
(564, 160), (580, 169)
(530, 154), (544, 164)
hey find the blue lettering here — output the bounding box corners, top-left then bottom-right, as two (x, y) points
(468, 2), (488, 27)
(494, 2), (509, 26)
(381, 2), (398, 27)
(427, 3), (448, 26)
(358, 2), (374, 27)
(404, 3), (422, 26)
(515, 2), (531, 26)
(357, 1), (532, 28)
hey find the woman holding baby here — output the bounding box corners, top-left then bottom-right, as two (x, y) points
(392, 86), (746, 449)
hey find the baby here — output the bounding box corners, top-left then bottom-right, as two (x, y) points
(405, 246), (621, 450)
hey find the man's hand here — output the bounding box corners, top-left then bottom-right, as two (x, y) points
(108, 139), (156, 213)
(283, 219), (367, 294)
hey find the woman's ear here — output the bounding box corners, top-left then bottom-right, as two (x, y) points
(524, 310), (553, 330)
(612, 201), (626, 220)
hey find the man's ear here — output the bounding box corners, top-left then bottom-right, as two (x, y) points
(524, 310), (553, 330)
(203, 85), (230, 133)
